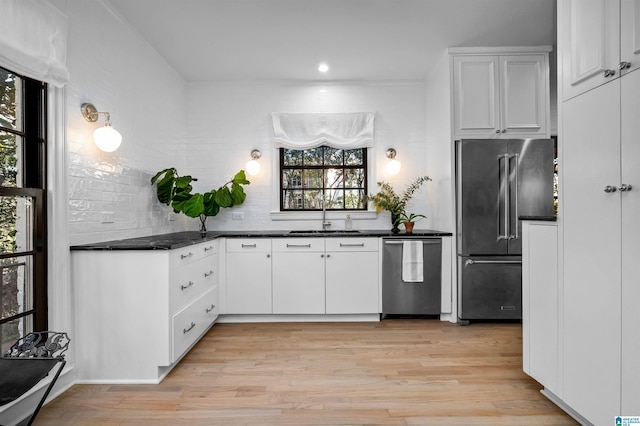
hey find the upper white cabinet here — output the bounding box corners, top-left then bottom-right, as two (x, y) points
(561, 0), (640, 101)
(451, 47), (551, 138)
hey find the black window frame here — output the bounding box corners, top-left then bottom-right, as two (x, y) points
(279, 146), (368, 211)
(0, 68), (48, 346)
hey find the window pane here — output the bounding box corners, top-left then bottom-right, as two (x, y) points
(303, 190), (322, 209)
(1, 316), (32, 353)
(303, 147), (323, 166)
(345, 168), (364, 188)
(1, 256), (33, 322)
(326, 189), (344, 209)
(324, 147), (343, 165)
(0, 69), (22, 131)
(0, 131), (21, 187)
(283, 190), (303, 210)
(303, 169), (322, 188)
(283, 149), (302, 166)
(345, 149), (363, 166)
(345, 189), (366, 209)
(0, 194), (34, 254)
(282, 169), (302, 189)
(325, 168), (344, 189)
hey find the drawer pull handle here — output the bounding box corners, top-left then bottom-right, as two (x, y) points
(206, 304), (216, 313)
(241, 243), (257, 248)
(180, 252), (194, 259)
(180, 281), (194, 290)
(183, 322), (196, 333)
(204, 270), (214, 277)
(339, 243), (365, 247)
(286, 243), (311, 248)
(204, 246), (214, 251)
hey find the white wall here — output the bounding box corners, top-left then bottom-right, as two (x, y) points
(56, 0), (190, 246)
(184, 81), (436, 232)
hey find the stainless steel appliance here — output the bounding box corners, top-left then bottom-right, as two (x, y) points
(455, 139), (554, 324)
(382, 238), (442, 317)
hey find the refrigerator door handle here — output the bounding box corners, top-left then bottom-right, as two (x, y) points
(510, 153), (520, 240)
(497, 154), (510, 241)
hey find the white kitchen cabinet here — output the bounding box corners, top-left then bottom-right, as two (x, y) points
(561, 0), (640, 101)
(557, 3), (640, 418)
(225, 238), (272, 314)
(521, 221), (559, 395)
(325, 238), (379, 314)
(271, 238), (325, 314)
(72, 239), (219, 383)
(451, 48), (550, 138)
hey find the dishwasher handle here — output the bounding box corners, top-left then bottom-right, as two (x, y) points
(384, 240), (440, 245)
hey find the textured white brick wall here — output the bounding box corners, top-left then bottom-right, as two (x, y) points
(185, 82), (431, 232)
(55, 0), (190, 245)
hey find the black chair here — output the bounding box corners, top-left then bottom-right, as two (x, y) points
(0, 331), (70, 426)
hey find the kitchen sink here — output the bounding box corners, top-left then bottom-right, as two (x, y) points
(288, 230), (361, 234)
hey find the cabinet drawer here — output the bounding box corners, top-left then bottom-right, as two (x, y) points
(172, 286), (217, 362)
(226, 238), (271, 253)
(325, 237), (378, 252)
(170, 257), (216, 313)
(170, 240), (217, 268)
(272, 238), (324, 252)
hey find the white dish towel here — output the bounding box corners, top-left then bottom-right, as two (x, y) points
(402, 241), (424, 283)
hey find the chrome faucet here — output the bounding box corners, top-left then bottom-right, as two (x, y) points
(322, 193), (332, 231)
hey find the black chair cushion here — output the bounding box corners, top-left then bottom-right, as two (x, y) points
(0, 358), (59, 406)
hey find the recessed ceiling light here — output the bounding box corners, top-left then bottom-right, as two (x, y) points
(318, 63), (329, 73)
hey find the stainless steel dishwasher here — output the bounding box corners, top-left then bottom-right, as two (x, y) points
(382, 237), (442, 317)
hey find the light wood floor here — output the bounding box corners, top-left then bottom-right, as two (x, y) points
(36, 320), (577, 425)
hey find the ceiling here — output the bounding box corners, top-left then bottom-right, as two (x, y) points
(108, 0), (556, 82)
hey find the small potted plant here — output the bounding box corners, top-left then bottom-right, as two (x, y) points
(395, 211), (427, 234)
(369, 176), (431, 233)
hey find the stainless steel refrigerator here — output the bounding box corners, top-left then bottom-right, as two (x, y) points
(455, 138), (554, 324)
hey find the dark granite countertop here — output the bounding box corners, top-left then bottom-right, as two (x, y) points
(70, 229), (453, 251)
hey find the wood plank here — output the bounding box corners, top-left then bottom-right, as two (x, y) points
(36, 320), (576, 425)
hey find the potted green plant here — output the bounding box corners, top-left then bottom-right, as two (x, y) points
(151, 168), (250, 234)
(395, 212), (427, 234)
(369, 176), (431, 233)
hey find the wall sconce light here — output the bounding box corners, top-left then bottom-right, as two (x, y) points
(386, 148), (401, 175)
(81, 103), (122, 152)
(246, 149), (261, 176)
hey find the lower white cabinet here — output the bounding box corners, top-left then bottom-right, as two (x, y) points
(522, 221), (559, 394)
(325, 238), (379, 314)
(225, 238), (272, 314)
(72, 240), (219, 383)
(272, 238), (326, 314)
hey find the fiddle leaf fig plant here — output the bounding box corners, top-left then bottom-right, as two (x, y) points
(151, 168), (250, 232)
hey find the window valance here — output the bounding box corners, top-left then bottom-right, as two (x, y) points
(0, 0), (70, 87)
(272, 112), (375, 150)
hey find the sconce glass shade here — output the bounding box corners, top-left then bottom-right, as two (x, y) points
(246, 149), (262, 176)
(386, 158), (401, 175)
(93, 125), (122, 152)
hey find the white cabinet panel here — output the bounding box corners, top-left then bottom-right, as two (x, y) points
(621, 68), (640, 416)
(500, 55), (547, 134)
(272, 251), (325, 314)
(226, 239), (272, 314)
(325, 251), (378, 314)
(621, 0), (640, 74)
(562, 80), (622, 425)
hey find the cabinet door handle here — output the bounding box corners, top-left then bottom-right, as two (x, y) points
(501, 129), (507, 133)
(206, 304), (216, 313)
(619, 61), (632, 70)
(183, 322), (196, 334)
(204, 270), (214, 277)
(495, 129), (501, 133)
(604, 185), (617, 193)
(180, 281), (194, 290)
(180, 252), (194, 259)
(286, 243), (311, 248)
(618, 184), (633, 192)
(603, 69), (616, 78)
(339, 243), (365, 247)
(204, 246), (214, 252)
(241, 243), (257, 248)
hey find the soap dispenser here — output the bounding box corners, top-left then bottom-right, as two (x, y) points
(345, 214), (352, 230)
